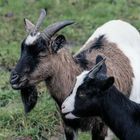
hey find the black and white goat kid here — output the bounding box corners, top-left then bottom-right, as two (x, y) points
(62, 56), (140, 140)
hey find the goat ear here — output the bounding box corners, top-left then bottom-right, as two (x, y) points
(51, 35), (66, 53)
(20, 86), (38, 114)
(24, 18), (35, 33)
(88, 55), (106, 79)
(101, 77), (114, 91)
(96, 55), (107, 75)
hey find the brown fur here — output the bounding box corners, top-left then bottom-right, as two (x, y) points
(22, 36), (133, 139)
(46, 48), (81, 102)
(77, 37), (134, 97)
(28, 45), (108, 137)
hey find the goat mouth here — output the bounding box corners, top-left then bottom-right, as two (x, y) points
(63, 111), (71, 116)
(64, 112), (78, 119)
(11, 79), (28, 90)
(63, 112), (71, 118)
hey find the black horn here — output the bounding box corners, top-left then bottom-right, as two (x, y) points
(41, 20), (74, 40)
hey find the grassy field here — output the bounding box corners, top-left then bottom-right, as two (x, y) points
(0, 0), (140, 139)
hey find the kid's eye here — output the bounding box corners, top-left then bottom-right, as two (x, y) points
(78, 91), (86, 98)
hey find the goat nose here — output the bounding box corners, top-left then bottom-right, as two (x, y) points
(10, 71), (19, 84)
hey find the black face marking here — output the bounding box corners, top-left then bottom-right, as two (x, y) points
(22, 37), (47, 56)
(16, 42), (38, 75)
(89, 35), (104, 52)
(72, 75), (114, 118)
(10, 37), (49, 90)
(71, 78), (100, 117)
(74, 35), (105, 70)
(19, 37), (48, 73)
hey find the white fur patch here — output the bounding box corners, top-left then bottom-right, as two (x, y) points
(61, 71), (89, 114)
(25, 32), (40, 45)
(65, 113), (79, 119)
(80, 20), (140, 103)
(105, 129), (114, 140)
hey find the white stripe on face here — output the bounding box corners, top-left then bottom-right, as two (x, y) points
(25, 32), (40, 45)
(61, 71), (89, 115)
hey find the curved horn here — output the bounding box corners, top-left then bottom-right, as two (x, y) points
(32, 9), (46, 36)
(88, 57), (106, 79)
(41, 20), (74, 40)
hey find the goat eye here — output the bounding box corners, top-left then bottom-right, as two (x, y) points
(78, 92), (86, 98)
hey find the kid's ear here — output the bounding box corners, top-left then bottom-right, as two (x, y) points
(101, 77), (114, 91)
(95, 55), (107, 75)
(51, 35), (66, 53)
(88, 55), (106, 79)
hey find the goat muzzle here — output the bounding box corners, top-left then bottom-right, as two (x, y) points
(10, 70), (28, 90)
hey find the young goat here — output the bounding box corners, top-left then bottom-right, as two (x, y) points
(10, 9), (140, 140)
(62, 56), (140, 140)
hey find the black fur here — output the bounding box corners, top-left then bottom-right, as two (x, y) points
(67, 56), (140, 140)
(20, 86), (38, 113)
(11, 37), (47, 89)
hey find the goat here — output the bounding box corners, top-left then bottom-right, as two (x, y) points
(10, 9), (140, 140)
(61, 55), (140, 140)
(10, 9), (107, 140)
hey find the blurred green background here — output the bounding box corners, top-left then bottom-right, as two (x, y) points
(0, 0), (140, 139)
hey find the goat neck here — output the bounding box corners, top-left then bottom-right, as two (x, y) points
(100, 86), (140, 140)
(45, 48), (81, 105)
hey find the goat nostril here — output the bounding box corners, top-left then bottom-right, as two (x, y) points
(62, 105), (65, 110)
(11, 73), (19, 83)
(12, 74), (18, 79)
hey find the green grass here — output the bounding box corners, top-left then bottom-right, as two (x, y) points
(0, 0), (140, 139)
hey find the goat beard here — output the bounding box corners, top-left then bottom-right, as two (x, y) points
(20, 86), (38, 113)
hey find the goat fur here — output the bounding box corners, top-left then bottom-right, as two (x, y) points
(11, 20), (140, 140)
(62, 56), (140, 140)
